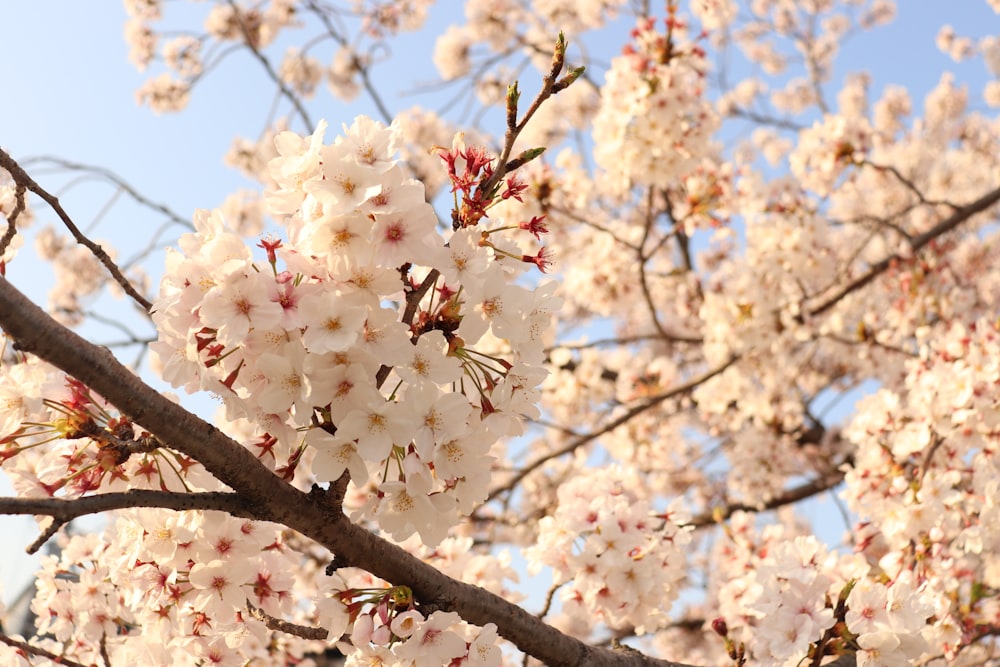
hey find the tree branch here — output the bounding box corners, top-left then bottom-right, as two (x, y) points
(637, 187), (673, 341)
(487, 356), (740, 503)
(375, 267), (439, 388)
(0, 269), (701, 667)
(225, 0), (314, 130)
(809, 184), (1000, 317)
(725, 106), (805, 132)
(302, 0), (394, 124)
(20, 156), (192, 230)
(478, 32), (583, 197)
(0, 148), (153, 312)
(0, 491), (258, 552)
(686, 467), (847, 528)
(0, 182), (25, 259)
(246, 600), (329, 641)
(0, 633), (92, 667)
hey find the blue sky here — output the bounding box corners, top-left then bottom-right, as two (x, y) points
(1, 1), (999, 608)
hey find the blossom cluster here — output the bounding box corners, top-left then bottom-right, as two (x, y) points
(526, 466), (691, 633)
(125, 0), (437, 113)
(842, 318), (1000, 659)
(432, 0), (625, 97)
(22, 515), (316, 666)
(709, 515), (936, 667)
(320, 536), (520, 666)
(0, 361), (324, 663)
(6, 504), (513, 665)
(789, 113), (874, 197)
(150, 115), (557, 546)
(10, 0), (1000, 665)
(739, 536), (843, 663)
(592, 12), (719, 192)
(335, 594), (503, 667)
(0, 113), (552, 663)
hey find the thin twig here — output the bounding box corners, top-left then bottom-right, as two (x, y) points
(0, 183), (25, 259)
(246, 600), (329, 640)
(486, 356), (739, 502)
(226, 0), (314, 130)
(544, 333), (696, 353)
(860, 158), (953, 210)
(303, 0), (394, 124)
(99, 632), (112, 667)
(637, 186), (672, 341)
(375, 268), (439, 388)
(21, 156), (191, 229)
(685, 466), (847, 529)
(537, 582), (563, 619)
(478, 32), (584, 197)
(0, 148), (153, 311)
(726, 106), (805, 132)
(0, 634), (91, 667)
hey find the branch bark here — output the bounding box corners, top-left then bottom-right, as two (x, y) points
(0, 634), (92, 667)
(0, 490), (257, 527)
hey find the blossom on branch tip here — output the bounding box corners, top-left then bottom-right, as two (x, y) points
(519, 215), (549, 239)
(522, 246), (554, 273)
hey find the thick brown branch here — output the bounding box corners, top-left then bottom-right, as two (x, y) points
(0, 148), (153, 312)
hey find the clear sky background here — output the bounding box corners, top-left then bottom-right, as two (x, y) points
(1, 1), (999, 609)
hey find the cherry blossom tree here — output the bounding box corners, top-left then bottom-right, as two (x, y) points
(3, 1), (1000, 666)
